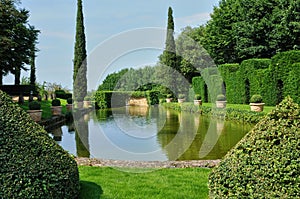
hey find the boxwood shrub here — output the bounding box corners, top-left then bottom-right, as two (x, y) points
(0, 90), (79, 198)
(208, 96), (300, 198)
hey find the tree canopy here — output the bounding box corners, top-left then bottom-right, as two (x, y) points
(203, 0), (300, 64)
(0, 0), (39, 85)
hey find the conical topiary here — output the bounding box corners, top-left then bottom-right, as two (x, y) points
(209, 96), (300, 198)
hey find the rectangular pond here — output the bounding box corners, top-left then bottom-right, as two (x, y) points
(50, 106), (254, 161)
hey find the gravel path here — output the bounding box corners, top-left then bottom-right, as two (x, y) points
(75, 158), (221, 168)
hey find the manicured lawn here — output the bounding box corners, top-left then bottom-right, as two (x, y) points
(78, 166), (210, 199)
(19, 98), (68, 119)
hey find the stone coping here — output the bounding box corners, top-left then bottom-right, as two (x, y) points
(75, 157), (221, 169)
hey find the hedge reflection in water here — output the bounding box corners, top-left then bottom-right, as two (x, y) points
(51, 106), (253, 161)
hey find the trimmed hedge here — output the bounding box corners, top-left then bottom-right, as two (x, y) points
(193, 50), (300, 106)
(0, 90), (79, 198)
(94, 91), (159, 109)
(192, 70), (224, 103)
(55, 89), (72, 99)
(209, 96), (300, 198)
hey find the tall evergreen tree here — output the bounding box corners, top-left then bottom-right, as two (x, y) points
(29, 26), (39, 86)
(156, 7), (184, 95)
(73, 0), (87, 102)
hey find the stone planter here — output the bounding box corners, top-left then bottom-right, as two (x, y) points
(83, 100), (91, 108)
(66, 104), (73, 111)
(250, 103), (265, 112)
(216, 101), (227, 108)
(178, 98), (185, 103)
(166, 98), (172, 103)
(51, 106), (62, 116)
(194, 100), (202, 106)
(27, 110), (42, 122)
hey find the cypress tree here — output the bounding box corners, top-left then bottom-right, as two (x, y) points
(156, 7), (187, 95)
(29, 26), (39, 86)
(73, 0), (87, 102)
(29, 50), (36, 86)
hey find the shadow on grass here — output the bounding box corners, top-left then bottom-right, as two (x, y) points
(79, 181), (103, 199)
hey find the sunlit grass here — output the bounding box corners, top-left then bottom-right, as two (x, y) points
(201, 102), (275, 113)
(79, 166), (210, 199)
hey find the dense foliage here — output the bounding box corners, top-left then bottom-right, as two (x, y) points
(0, 0), (39, 85)
(193, 50), (300, 106)
(0, 90), (79, 198)
(209, 97), (300, 198)
(73, 0), (87, 102)
(203, 0), (300, 64)
(54, 89), (72, 99)
(51, 98), (61, 106)
(28, 100), (41, 110)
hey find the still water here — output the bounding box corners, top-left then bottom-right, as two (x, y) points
(50, 106), (253, 161)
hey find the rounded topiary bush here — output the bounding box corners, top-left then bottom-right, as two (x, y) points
(250, 94), (263, 103)
(67, 97), (74, 104)
(216, 94), (226, 101)
(52, 98), (61, 106)
(0, 90), (79, 198)
(209, 96), (300, 198)
(28, 101), (41, 110)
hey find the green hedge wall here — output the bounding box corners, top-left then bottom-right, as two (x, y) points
(192, 68), (224, 103)
(208, 97), (300, 198)
(0, 90), (79, 198)
(218, 64), (243, 104)
(94, 91), (160, 109)
(193, 50), (300, 106)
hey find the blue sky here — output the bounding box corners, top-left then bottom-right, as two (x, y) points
(4, 0), (219, 90)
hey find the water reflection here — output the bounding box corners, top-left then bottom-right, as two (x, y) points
(51, 106), (253, 161)
(75, 115), (90, 158)
(52, 127), (62, 141)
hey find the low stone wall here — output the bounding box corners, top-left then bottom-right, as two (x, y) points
(75, 157), (221, 168)
(127, 97), (148, 107)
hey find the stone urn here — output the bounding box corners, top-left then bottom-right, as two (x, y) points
(51, 106), (62, 116)
(51, 99), (62, 116)
(216, 94), (226, 108)
(27, 110), (42, 122)
(178, 98), (185, 103)
(166, 98), (172, 103)
(177, 94), (185, 103)
(250, 103), (265, 112)
(194, 100), (202, 106)
(66, 98), (73, 111)
(27, 101), (42, 122)
(83, 100), (91, 108)
(216, 101), (227, 108)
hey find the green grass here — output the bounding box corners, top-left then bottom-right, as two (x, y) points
(78, 166), (210, 199)
(200, 102), (274, 113)
(19, 98), (67, 119)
